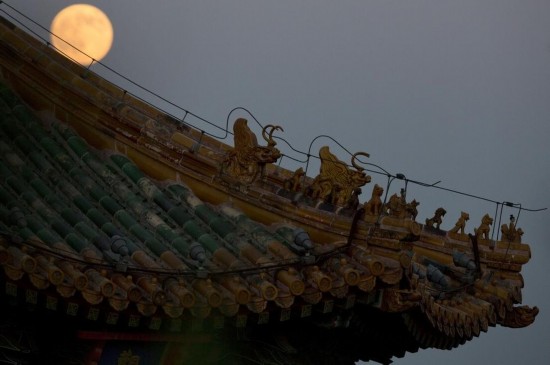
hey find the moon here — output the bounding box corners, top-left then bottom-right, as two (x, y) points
(50, 4), (113, 65)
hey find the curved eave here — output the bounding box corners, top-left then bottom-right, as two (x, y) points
(0, 14), (538, 357)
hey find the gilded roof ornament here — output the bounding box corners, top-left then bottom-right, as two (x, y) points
(305, 146), (371, 206)
(501, 305), (539, 328)
(363, 184), (384, 216)
(449, 211), (470, 235)
(384, 189), (419, 220)
(474, 214), (493, 240)
(283, 167), (305, 192)
(220, 118), (283, 185)
(501, 215), (523, 243)
(425, 208), (447, 230)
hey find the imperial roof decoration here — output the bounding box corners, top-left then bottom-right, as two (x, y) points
(0, 11), (541, 365)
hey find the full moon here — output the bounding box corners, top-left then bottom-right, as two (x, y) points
(50, 4), (113, 65)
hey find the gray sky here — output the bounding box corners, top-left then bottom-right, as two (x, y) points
(8, 1), (550, 363)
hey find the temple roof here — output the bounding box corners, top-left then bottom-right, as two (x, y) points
(0, 83), (331, 321)
(0, 12), (539, 365)
(0, 79), (425, 364)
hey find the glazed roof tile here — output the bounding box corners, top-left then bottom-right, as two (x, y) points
(0, 82), (350, 322)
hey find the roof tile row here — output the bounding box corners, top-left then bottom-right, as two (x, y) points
(0, 82), (376, 323)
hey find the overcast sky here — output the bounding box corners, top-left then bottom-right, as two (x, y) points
(7, 1), (550, 364)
